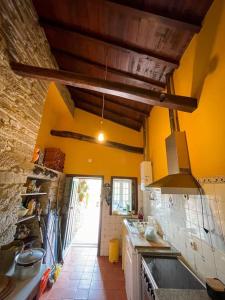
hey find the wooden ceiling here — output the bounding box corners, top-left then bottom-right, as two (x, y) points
(33, 0), (212, 131)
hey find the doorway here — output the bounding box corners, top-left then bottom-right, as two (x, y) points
(69, 176), (103, 251)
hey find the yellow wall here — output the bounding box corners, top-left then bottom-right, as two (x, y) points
(36, 83), (143, 182)
(149, 0), (225, 180)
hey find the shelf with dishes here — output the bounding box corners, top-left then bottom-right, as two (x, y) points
(15, 175), (50, 247)
(18, 178), (48, 220)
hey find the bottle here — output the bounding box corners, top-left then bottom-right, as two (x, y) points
(138, 207), (144, 221)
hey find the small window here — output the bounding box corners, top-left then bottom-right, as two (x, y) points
(110, 177), (137, 215)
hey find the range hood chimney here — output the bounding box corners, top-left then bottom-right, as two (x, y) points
(147, 74), (199, 195)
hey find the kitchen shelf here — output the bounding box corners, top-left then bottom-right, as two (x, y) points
(21, 192), (47, 196)
(16, 215), (36, 224)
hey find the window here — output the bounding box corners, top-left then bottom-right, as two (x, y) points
(110, 177), (137, 215)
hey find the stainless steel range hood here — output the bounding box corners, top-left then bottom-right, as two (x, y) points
(147, 131), (199, 195)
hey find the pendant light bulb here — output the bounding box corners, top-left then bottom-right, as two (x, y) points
(97, 131), (105, 142)
(97, 53), (108, 144)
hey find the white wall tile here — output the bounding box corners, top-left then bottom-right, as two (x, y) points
(146, 182), (225, 283)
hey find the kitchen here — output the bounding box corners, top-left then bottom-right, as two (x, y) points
(1, 0), (225, 299)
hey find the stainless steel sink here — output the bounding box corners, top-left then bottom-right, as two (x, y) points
(143, 256), (205, 290)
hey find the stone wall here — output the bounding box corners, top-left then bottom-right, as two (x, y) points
(0, 0), (57, 246)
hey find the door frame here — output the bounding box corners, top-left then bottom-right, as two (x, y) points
(67, 174), (104, 256)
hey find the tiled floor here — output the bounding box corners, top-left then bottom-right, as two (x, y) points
(41, 246), (127, 300)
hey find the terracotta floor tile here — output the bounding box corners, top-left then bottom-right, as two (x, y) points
(103, 271), (125, 281)
(41, 246), (127, 300)
(106, 290), (127, 300)
(55, 279), (80, 289)
(90, 280), (105, 290)
(74, 288), (89, 300)
(69, 272), (83, 280)
(91, 272), (105, 281)
(78, 279), (92, 289)
(83, 266), (94, 273)
(47, 287), (76, 299)
(103, 280), (125, 290)
(81, 272), (93, 280)
(88, 289), (107, 300)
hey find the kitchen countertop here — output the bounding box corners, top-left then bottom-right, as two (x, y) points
(123, 219), (181, 256)
(124, 219), (210, 300)
(155, 289), (211, 300)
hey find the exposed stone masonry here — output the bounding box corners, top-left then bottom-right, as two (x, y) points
(0, 0), (58, 245)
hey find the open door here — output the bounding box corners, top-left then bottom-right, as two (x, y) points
(61, 176), (103, 257)
(61, 177), (78, 257)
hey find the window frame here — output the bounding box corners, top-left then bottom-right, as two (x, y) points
(110, 176), (138, 216)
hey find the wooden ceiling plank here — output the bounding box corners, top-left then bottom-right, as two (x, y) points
(75, 99), (142, 131)
(106, 1), (201, 33)
(86, 90), (151, 114)
(10, 62), (197, 113)
(50, 130), (144, 154)
(69, 87), (150, 117)
(52, 48), (165, 89)
(70, 89), (146, 122)
(40, 18), (179, 66)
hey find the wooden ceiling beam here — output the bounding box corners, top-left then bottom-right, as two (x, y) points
(10, 62), (197, 113)
(106, 1), (201, 33)
(50, 130), (144, 154)
(70, 88), (146, 122)
(69, 88), (150, 117)
(40, 18), (179, 66)
(52, 48), (165, 89)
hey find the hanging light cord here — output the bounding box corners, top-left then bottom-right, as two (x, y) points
(101, 51), (108, 122)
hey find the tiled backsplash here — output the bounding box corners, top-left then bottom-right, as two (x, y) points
(143, 182), (225, 283)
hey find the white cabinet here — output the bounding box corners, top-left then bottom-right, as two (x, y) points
(124, 236), (133, 300)
(125, 240), (133, 300)
(124, 235), (141, 300)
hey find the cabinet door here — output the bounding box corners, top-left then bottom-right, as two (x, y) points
(125, 247), (133, 300)
(122, 224), (128, 270)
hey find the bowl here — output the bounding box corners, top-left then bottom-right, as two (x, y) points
(17, 208), (28, 218)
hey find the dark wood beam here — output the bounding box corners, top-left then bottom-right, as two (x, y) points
(50, 130), (144, 154)
(69, 88), (150, 118)
(52, 48), (165, 89)
(106, 1), (201, 33)
(40, 18), (179, 66)
(10, 62), (198, 113)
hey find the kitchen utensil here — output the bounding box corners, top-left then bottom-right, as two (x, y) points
(26, 199), (36, 216)
(32, 145), (40, 163)
(37, 268), (51, 298)
(0, 240), (23, 274)
(14, 248), (46, 280)
(17, 207), (28, 218)
(144, 226), (157, 241)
